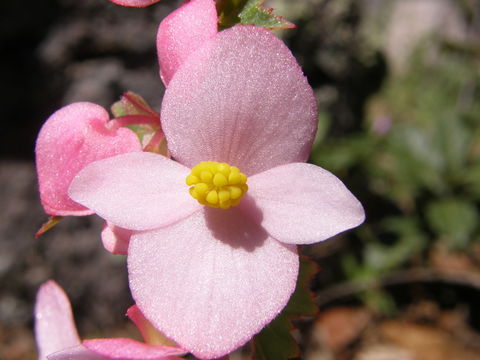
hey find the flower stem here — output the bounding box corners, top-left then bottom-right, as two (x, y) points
(111, 115), (160, 128)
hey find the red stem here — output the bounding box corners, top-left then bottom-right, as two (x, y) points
(111, 115), (160, 128)
(123, 92), (159, 117)
(144, 130), (168, 154)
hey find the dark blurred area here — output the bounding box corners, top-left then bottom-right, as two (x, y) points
(0, 0), (178, 358)
(0, 0), (175, 160)
(2, 0), (480, 359)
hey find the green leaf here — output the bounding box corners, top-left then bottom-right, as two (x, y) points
(342, 218), (427, 286)
(283, 257), (318, 317)
(387, 124), (446, 192)
(360, 288), (397, 315)
(254, 257), (317, 360)
(311, 111), (331, 147)
(364, 217), (426, 272)
(463, 163), (480, 199)
(111, 91), (158, 118)
(311, 135), (375, 173)
(341, 253), (364, 280)
(426, 198), (479, 249)
(239, 0), (294, 30)
(254, 313), (299, 360)
(124, 124), (156, 142)
(216, 0), (294, 31)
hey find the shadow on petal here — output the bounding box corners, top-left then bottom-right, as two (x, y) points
(204, 198), (266, 252)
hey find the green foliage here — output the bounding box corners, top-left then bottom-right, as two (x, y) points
(464, 163), (480, 199)
(311, 135), (374, 173)
(238, 0), (294, 30)
(216, 0), (294, 31)
(253, 257), (318, 360)
(426, 198), (479, 250)
(343, 218), (427, 280)
(111, 91), (157, 118)
(284, 257), (318, 317)
(312, 34), (480, 308)
(360, 289), (397, 315)
(340, 217), (427, 314)
(254, 316), (299, 360)
(364, 218), (427, 273)
(369, 50), (480, 207)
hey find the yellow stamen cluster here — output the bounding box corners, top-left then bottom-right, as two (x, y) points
(186, 161), (248, 209)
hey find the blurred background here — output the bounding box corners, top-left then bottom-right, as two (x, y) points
(1, 0), (480, 359)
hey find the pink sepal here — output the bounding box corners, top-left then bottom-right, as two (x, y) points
(35, 281), (81, 360)
(101, 222), (132, 255)
(35, 102), (141, 216)
(47, 345), (106, 360)
(83, 338), (187, 360)
(108, 0), (161, 7)
(157, 0), (217, 86)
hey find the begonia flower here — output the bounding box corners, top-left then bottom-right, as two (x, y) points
(68, 24), (365, 359)
(35, 102), (142, 216)
(108, 0), (161, 7)
(35, 280), (186, 360)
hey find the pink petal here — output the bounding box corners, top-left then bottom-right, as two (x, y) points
(107, 0), (161, 7)
(157, 0), (217, 86)
(161, 25), (317, 176)
(128, 209), (298, 359)
(83, 339), (186, 360)
(101, 222), (132, 255)
(35, 102), (141, 216)
(69, 152), (201, 231)
(243, 163), (365, 244)
(35, 281), (81, 360)
(48, 345), (107, 360)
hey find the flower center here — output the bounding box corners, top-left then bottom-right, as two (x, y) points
(186, 161), (248, 209)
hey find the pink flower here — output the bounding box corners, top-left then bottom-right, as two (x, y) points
(35, 103), (142, 216)
(68, 22), (365, 359)
(107, 0), (161, 7)
(35, 280), (186, 360)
